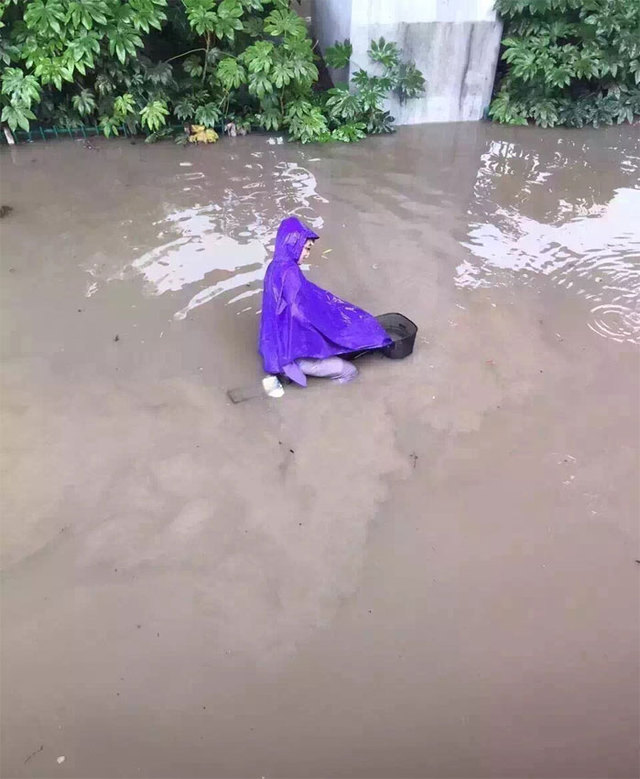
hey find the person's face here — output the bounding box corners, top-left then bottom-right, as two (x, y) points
(300, 239), (314, 262)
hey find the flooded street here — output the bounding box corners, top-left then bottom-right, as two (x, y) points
(1, 123), (638, 778)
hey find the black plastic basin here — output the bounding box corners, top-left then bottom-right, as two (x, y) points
(376, 313), (418, 360)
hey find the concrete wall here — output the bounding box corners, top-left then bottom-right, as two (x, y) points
(312, 0), (352, 85)
(312, 0), (502, 124)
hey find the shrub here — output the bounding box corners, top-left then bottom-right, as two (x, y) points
(322, 36), (425, 139)
(0, 1), (424, 143)
(490, 0), (640, 128)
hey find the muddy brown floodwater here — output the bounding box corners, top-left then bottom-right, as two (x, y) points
(1, 124), (639, 779)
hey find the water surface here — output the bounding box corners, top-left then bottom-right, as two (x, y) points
(1, 124), (638, 779)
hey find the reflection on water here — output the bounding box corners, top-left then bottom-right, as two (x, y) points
(81, 129), (640, 345)
(121, 146), (326, 319)
(132, 206), (265, 294)
(458, 138), (640, 344)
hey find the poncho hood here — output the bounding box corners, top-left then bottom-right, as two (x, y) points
(273, 216), (319, 264)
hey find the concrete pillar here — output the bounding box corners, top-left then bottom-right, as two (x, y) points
(313, 0), (503, 124)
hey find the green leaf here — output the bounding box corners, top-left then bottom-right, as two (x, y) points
(2, 68), (26, 97)
(325, 87), (361, 121)
(264, 8), (307, 39)
(2, 68), (41, 108)
(368, 37), (399, 69)
(491, 0), (640, 128)
(140, 99), (169, 132)
(113, 93), (135, 117)
(530, 98), (559, 128)
(352, 69), (391, 91)
(285, 99), (314, 122)
(108, 27), (144, 64)
(24, 0), (66, 36)
(1, 102), (36, 132)
(206, 47), (223, 65)
(331, 121), (366, 143)
(95, 74), (114, 95)
(217, 57), (246, 89)
(395, 62), (425, 101)
(174, 97), (196, 121)
(283, 38), (318, 83)
(71, 88), (96, 116)
(183, 55), (204, 78)
(0, 39), (22, 67)
(66, 32), (101, 68)
(324, 39), (352, 70)
(366, 108), (395, 134)
(271, 56), (295, 88)
(242, 15), (263, 37)
(248, 71), (274, 98)
(255, 103), (281, 131)
(243, 41), (274, 74)
(194, 101), (222, 127)
(66, 1), (109, 30)
(352, 71), (390, 111)
(145, 125), (178, 143)
(488, 89), (528, 126)
(145, 61), (174, 86)
(34, 58), (74, 90)
(573, 56), (598, 79)
(184, 0), (217, 36)
(100, 114), (121, 137)
(214, 0), (244, 40)
(129, 0), (167, 32)
(287, 104), (329, 144)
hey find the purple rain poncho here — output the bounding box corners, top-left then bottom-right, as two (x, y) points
(259, 216), (391, 385)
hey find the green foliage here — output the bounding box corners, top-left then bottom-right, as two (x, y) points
(324, 87), (361, 121)
(331, 121), (366, 143)
(286, 100), (329, 143)
(1, 101), (36, 131)
(318, 36), (424, 140)
(263, 8), (306, 39)
(394, 62), (425, 101)
(71, 87), (96, 116)
(352, 71), (389, 108)
(1, 0), (165, 133)
(242, 40), (274, 74)
(368, 37), (399, 69)
(363, 37), (425, 104)
(2, 67), (41, 106)
(324, 39), (352, 70)
(217, 57), (246, 89)
(140, 98), (168, 130)
(491, 0), (640, 128)
(174, 96), (196, 120)
(182, 0), (243, 39)
(366, 108), (394, 134)
(99, 113), (122, 137)
(281, 37), (317, 83)
(1, 65), (40, 130)
(0, 1), (423, 144)
(113, 92), (135, 116)
(255, 101), (281, 130)
(194, 100), (221, 126)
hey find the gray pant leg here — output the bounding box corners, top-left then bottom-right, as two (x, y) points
(296, 357), (359, 384)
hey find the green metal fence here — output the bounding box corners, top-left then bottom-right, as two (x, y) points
(2, 123), (188, 144)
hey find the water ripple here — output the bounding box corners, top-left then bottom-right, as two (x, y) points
(458, 138), (640, 344)
(97, 147), (326, 319)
